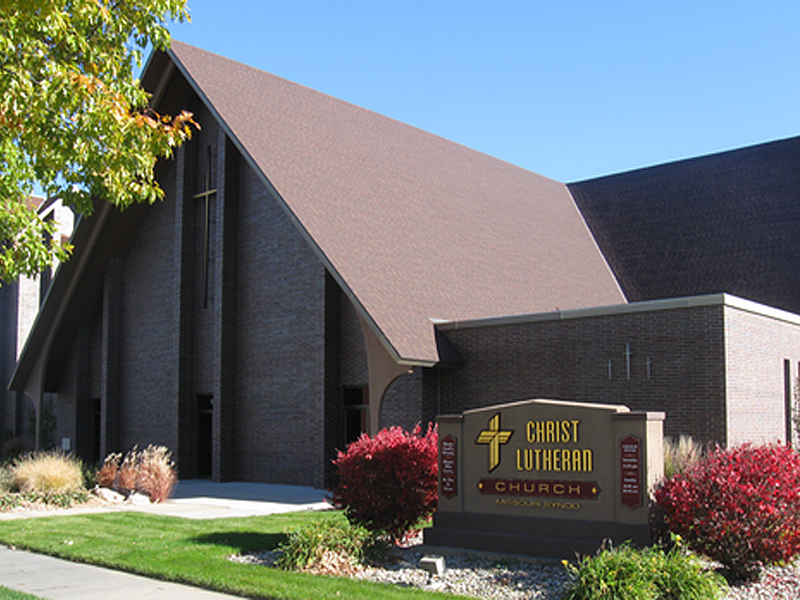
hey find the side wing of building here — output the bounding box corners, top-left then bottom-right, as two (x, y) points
(568, 136), (800, 314)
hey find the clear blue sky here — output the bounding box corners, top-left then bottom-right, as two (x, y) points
(168, 1), (799, 183)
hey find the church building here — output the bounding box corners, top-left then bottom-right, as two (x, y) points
(8, 42), (800, 487)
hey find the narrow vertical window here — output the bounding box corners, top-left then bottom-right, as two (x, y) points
(197, 394), (213, 479)
(784, 359), (792, 446)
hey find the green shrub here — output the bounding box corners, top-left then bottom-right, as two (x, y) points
(663, 435), (704, 480)
(276, 514), (373, 574)
(655, 541), (728, 599)
(562, 543), (656, 600)
(0, 490), (91, 510)
(562, 541), (727, 600)
(11, 451), (84, 494)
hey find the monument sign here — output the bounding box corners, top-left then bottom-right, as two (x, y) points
(424, 399), (664, 558)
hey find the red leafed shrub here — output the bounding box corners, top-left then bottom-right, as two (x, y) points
(655, 443), (800, 581)
(330, 423), (438, 542)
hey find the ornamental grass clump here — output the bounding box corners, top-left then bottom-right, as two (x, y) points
(655, 443), (800, 582)
(136, 445), (178, 502)
(95, 451), (121, 489)
(663, 434), (704, 480)
(330, 423), (438, 542)
(11, 451), (84, 495)
(97, 445), (177, 502)
(0, 464), (12, 494)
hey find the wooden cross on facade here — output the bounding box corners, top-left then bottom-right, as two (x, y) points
(193, 146), (216, 308)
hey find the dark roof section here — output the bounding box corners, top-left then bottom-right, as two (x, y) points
(167, 41), (625, 364)
(569, 136), (800, 314)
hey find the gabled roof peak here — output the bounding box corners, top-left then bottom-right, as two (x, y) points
(165, 40), (625, 363)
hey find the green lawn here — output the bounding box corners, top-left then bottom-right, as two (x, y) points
(0, 587), (41, 600)
(0, 510), (462, 599)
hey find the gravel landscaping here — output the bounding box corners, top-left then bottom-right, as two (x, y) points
(232, 541), (800, 599)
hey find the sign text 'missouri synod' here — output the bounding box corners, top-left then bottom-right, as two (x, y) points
(475, 412), (601, 502)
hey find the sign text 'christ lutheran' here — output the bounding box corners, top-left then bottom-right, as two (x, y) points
(424, 398), (664, 558)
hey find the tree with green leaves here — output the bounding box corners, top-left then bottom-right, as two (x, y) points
(0, 0), (196, 282)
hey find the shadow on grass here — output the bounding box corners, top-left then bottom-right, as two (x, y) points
(191, 531), (286, 553)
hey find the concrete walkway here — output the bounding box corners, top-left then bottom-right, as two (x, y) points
(140, 479), (330, 519)
(0, 481), (330, 599)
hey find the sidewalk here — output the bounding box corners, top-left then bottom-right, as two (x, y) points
(0, 546), (243, 599)
(0, 480), (330, 599)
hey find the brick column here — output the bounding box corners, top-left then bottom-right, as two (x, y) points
(212, 131), (238, 481)
(174, 141), (197, 477)
(74, 327), (94, 462)
(100, 258), (123, 456)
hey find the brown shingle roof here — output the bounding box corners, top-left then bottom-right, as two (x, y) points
(168, 40), (625, 364)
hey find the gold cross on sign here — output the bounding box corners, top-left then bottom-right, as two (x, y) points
(476, 413), (513, 472)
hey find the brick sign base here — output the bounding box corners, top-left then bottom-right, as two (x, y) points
(427, 511), (651, 558)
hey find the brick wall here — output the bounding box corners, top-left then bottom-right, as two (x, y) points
(55, 312), (102, 461)
(381, 369), (431, 431)
(49, 112), (334, 486)
(117, 161), (180, 453)
(438, 302), (730, 444)
(233, 161), (327, 487)
(338, 291), (368, 387)
(724, 304), (800, 446)
(0, 285), (15, 439)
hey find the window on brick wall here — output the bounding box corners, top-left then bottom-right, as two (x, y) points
(784, 359), (793, 446)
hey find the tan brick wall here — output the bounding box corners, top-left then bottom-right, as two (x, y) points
(724, 306), (800, 446)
